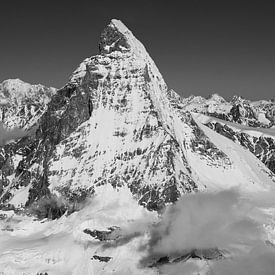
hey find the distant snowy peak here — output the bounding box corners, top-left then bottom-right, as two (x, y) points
(182, 93), (275, 127)
(181, 93), (232, 117)
(0, 79), (56, 104)
(0, 78), (56, 129)
(206, 93), (226, 103)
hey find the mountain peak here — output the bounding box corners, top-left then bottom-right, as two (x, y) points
(206, 93), (226, 103)
(231, 94), (246, 103)
(99, 19), (148, 58)
(2, 78), (25, 84)
(1, 78), (56, 92)
(1, 78), (31, 91)
(110, 19), (131, 35)
(71, 19), (166, 90)
(99, 19), (130, 54)
(0, 78), (56, 130)
(0, 78), (56, 99)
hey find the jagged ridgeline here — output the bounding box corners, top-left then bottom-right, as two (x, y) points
(0, 19), (274, 213)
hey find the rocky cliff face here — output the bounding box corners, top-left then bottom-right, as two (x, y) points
(0, 20), (274, 212)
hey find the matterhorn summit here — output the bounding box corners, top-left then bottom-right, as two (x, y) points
(0, 19), (275, 275)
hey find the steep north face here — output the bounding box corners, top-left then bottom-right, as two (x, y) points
(0, 19), (274, 212)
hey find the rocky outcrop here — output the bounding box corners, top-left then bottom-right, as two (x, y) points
(91, 255), (112, 262)
(149, 248), (224, 268)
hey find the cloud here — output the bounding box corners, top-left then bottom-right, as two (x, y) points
(159, 261), (200, 275)
(0, 122), (27, 146)
(141, 188), (275, 274)
(102, 211), (155, 249)
(148, 189), (263, 255)
(212, 244), (275, 275)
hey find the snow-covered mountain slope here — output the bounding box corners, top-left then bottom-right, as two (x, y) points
(0, 79), (56, 130)
(191, 109), (275, 174)
(0, 185), (159, 275)
(180, 92), (275, 174)
(0, 19), (274, 212)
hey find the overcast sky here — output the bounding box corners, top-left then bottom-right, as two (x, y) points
(0, 0), (274, 100)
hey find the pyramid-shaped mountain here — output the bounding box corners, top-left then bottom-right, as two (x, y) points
(0, 19), (274, 211)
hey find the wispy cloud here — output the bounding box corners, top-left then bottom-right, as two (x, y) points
(0, 122), (27, 146)
(213, 244), (275, 275)
(148, 190), (262, 254)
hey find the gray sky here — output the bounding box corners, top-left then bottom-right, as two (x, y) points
(0, 0), (274, 100)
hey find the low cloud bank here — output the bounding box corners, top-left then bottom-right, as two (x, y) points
(140, 188), (275, 274)
(149, 190), (262, 254)
(213, 244), (275, 275)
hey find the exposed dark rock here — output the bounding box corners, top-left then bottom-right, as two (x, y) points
(99, 21), (130, 54)
(83, 226), (121, 241)
(91, 255), (112, 262)
(149, 248), (224, 268)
